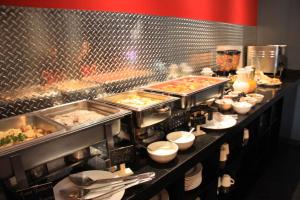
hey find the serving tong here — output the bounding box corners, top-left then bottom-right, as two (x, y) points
(69, 172), (155, 187)
(60, 172), (155, 200)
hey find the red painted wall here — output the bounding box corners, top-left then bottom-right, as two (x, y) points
(0, 0), (258, 26)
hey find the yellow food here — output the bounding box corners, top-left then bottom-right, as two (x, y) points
(255, 71), (282, 85)
(112, 94), (162, 107)
(0, 125), (50, 148)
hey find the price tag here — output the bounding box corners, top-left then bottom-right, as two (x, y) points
(109, 145), (135, 166)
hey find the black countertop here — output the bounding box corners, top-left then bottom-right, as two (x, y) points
(122, 72), (300, 200)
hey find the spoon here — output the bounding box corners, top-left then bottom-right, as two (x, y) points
(189, 127), (195, 134)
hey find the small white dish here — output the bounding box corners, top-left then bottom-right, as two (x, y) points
(232, 101), (252, 114)
(229, 91), (242, 96)
(247, 93), (264, 103)
(239, 96), (257, 106)
(147, 141), (178, 163)
(223, 94), (238, 99)
(201, 112), (237, 130)
(215, 98), (233, 111)
(200, 68), (214, 76)
(166, 131), (195, 151)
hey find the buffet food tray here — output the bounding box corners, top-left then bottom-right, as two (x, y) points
(143, 76), (229, 96)
(99, 90), (179, 112)
(0, 115), (65, 157)
(0, 114), (67, 179)
(39, 100), (130, 131)
(143, 76), (229, 109)
(98, 90), (179, 128)
(0, 101), (131, 180)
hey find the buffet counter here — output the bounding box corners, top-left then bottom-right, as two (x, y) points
(121, 76), (299, 200)
(0, 74), (299, 200)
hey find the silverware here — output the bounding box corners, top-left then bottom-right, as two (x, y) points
(60, 176), (153, 200)
(69, 172), (155, 187)
(189, 127), (195, 134)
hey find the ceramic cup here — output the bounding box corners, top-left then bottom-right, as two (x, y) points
(221, 174), (235, 188)
(219, 149), (227, 162)
(221, 143), (230, 155)
(243, 128), (250, 141)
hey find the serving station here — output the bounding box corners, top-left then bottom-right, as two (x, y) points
(0, 61), (294, 200)
(99, 90), (179, 146)
(0, 73), (235, 199)
(0, 100), (133, 196)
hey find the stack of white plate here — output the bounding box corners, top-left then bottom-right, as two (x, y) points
(149, 189), (169, 200)
(184, 163), (203, 191)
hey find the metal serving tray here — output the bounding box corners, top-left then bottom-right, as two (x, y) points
(0, 101), (131, 180)
(0, 114), (67, 179)
(98, 90), (179, 128)
(143, 75), (229, 96)
(143, 75), (229, 109)
(99, 90), (179, 112)
(39, 100), (130, 131)
(0, 114), (65, 157)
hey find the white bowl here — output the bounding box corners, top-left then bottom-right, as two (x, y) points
(147, 141), (178, 163)
(232, 101), (252, 114)
(229, 91), (242, 96)
(166, 131), (195, 151)
(215, 98), (233, 111)
(239, 96), (257, 106)
(223, 94), (238, 99)
(247, 93), (264, 103)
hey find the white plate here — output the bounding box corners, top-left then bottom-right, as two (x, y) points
(53, 170), (125, 200)
(257, 80), (282, 86)
(201, 113), (237, 130)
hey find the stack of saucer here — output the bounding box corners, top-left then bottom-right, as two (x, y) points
(184, 163), (203, 191)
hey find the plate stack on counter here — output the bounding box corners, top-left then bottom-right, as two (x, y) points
(184, 163), (203, 191)
(149, 189), (169, 200)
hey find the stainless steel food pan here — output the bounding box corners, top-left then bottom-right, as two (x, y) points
(98, 90), (179, 128)
(143, 76), (228, 109)
(39, 100), (130, 131)
(0, 114), (65, 157)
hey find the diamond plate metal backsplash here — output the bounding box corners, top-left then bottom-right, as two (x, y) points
(0, 6), (256, 118)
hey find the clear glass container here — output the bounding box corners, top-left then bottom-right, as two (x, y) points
(233, 68), (251, 93)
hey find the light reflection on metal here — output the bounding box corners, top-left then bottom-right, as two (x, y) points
(0, 6), (256, 118)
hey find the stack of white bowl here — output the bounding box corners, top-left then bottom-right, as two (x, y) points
(184, 163), (203, 191)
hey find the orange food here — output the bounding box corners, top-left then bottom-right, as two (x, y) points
(150, 77), (224, 93)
